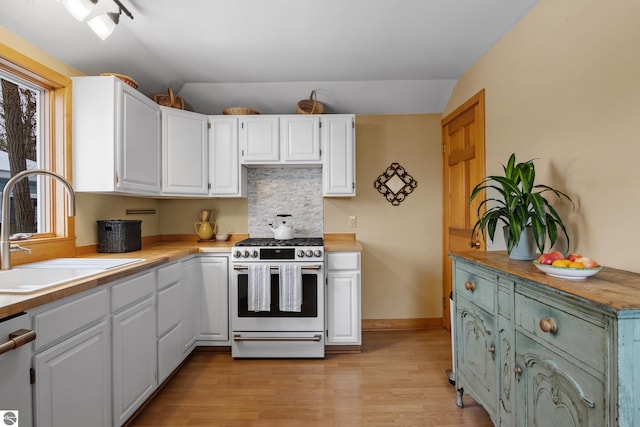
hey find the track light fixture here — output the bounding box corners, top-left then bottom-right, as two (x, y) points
(61, 0), (98, 21)
(60, 0), (133, 40)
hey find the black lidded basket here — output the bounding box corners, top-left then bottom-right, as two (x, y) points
(97, 220), (142, 253)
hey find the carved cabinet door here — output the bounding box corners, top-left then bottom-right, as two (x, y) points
(456, 299), (498, 417)
(515, 333), (605, 427)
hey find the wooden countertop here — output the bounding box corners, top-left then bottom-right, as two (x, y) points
(0, 235), (363, 319)
(451, 251), (640, 313)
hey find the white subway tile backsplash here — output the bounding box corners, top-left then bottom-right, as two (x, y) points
(248, 168), (323, 238)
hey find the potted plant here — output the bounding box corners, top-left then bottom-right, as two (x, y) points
(468, 153), (573, 260)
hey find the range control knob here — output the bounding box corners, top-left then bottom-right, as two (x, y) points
(243, 250), (250, 258)
(305, 250), (313, 257)
(314, 250), (323, 258)
(250, 250), (259, 258)
(297, 250), (305, 258)
(233, 250), (241, 258)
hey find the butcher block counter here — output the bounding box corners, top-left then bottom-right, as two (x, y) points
(0, 234), (363, 319)
(451, 250), (640, 426)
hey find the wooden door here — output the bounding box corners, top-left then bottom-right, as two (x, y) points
(441, 90), (486, 330)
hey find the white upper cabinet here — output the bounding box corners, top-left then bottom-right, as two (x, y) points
(322, 115), (356, 196)
(280, 115), (321, 163)
(209, 116), (246, 197)
(72, 76), (161, 195)
(239, 116), (280, 163)
(161, 107), (209, 195)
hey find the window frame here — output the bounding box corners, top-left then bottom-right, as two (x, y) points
(0, 42), (76, 266)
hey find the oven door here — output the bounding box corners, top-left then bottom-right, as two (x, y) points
(230, 262), (324, 332)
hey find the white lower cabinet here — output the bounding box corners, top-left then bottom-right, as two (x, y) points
(157, 261), (185, 383)
(182, 257), (200, 354)
(325, 252), (361, 346)
(111, 272), (157, 426)
(197, 255), (229, 344)
(31, 288), (111, 427)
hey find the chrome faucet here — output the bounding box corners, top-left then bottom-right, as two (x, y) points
(1, 169), (76, 270)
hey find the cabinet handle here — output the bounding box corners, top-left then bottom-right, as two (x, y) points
(539, 318), (558, 333)
(487, 346), (495, 353)
(514, 366), (522, 374)
(464, 281), (475, 291)
(469, 240), (481, 249)
(0, 329), (36, 356)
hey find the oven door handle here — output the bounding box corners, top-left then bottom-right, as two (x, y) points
(233, 265), (322, 271)
(233, 334), (323, 342)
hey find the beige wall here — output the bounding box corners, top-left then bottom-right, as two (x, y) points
(444, 0), (640, 273)
(325, 115), (443, 319)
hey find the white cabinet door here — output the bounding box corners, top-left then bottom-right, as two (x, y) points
(162, 107), (209, 195)
(322, 115), (356, 196)
(209, 116), (246, 196)
(34, 321), (111, 427)
(182, 257), (200, 353)
(280, 115), (321, 163)
(112, 296), (157, 425)
(72, 76), (161, 195)
(0, 314), (33, 427)
(239, 116), (280, 163)
(157, 281), (184, 383)
(325, 252), (361, 345)
(198, 256), (229, 343)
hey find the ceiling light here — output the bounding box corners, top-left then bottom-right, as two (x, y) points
(86, 0), (134, 40)
(61, 0), (98, 21)
(88, 11), (120, 40)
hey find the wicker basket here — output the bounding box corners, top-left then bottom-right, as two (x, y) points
(153, 88), (185, 110)
(223, 107), (260, 115)
(100, 73), (138, 89)
(97, 220), (142, 253)
(297, 90), (324, 114)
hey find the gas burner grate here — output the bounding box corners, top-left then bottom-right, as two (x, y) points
(235, 237), (324, 247)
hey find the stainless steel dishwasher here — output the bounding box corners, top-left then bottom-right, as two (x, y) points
(0, 312), (35, 426)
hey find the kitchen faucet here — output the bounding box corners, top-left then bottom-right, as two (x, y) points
(1, 169), (76, 270)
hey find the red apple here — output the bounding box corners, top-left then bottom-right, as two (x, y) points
(548, 250), (565, 261)
(576, 257), (599, 268)
(567, 253), (582, 262)
(537, 253), (555, 265)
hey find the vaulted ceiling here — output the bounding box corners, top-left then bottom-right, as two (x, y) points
(1, 0), (538, 114)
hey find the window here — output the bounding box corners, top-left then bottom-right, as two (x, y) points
(0, 42), (75, 265)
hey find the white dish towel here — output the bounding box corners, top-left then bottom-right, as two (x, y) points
(248, 264), (271, 312)
(279, 264), (302, 312)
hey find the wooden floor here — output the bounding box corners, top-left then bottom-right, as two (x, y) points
(129, 329), (493, 426)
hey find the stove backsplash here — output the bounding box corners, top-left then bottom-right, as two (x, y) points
(247, 167), (323, 238)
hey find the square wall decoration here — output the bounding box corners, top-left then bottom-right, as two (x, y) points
(373, 162), (418, 206)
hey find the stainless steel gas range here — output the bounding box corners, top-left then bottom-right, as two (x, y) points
(230, 237), (325, 358)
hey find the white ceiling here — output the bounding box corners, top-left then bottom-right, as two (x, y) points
(0, 0), (538, 114)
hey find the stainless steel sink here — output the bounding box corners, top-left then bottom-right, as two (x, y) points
(19, 258), (143, 270)
(0, 258), (144, 294)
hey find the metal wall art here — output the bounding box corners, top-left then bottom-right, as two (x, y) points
(373, 162), (418, 206)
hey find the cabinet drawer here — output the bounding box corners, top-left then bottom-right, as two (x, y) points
(157, 262), (181, 290)
(455, 266), (495, 313)
(33, 288), (108, 352)
(157, 281), (182, 336)
(515, 293), (605, 373)
(327, 252), (360, 270)
(112, 271), (155, 312)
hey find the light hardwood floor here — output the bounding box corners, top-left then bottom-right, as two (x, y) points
(129, 329), (492, 426)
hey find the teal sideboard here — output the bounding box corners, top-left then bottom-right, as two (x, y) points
(451, 251), (640, 426)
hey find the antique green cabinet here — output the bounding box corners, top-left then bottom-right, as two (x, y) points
(452, 252), (640, 427)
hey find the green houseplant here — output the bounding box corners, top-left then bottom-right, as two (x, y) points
(469, 153), (573, 259)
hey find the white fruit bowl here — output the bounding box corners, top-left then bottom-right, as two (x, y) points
(532, 261), (602, 280)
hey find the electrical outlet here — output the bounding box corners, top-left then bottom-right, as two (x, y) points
(348, 216), (357, 228)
